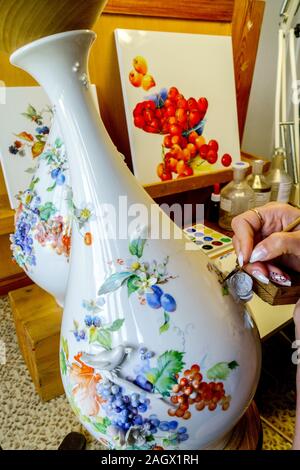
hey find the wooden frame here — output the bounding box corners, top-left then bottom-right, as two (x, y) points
(105, 0), (235, 22)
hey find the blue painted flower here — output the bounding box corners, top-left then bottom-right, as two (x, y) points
(36, 126), (50, 135)
(84, 315), (93, 327)
(51, 168), (65, 185)
(9, 145), (19, 155)
(79, 330), (86, 340)
(92, 316), (102, 328)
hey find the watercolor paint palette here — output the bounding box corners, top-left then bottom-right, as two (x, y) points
(184, 223), (233, 257)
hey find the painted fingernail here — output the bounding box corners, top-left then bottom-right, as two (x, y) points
(249, 246), (268, 263)
(270, 271), (291, 287)
(252, 270), (270, 285)
(238, 253), (244, 267)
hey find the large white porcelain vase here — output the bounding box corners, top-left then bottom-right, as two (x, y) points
(10, 29), (261, 450)
(10, 117), (71, 306)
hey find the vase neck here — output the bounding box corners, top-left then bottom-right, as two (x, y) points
(10, 30), (121, 207)
(10, 30), (96, 105)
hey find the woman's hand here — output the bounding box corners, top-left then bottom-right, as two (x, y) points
(231, 202), (300, 285)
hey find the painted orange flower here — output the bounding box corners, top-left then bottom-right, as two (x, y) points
(69, 353), (104, 416)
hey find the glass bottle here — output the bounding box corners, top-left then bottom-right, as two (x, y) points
(246, 160), (271, 207)
(219, 162), (255, 230)
(266, 148), (292, 203)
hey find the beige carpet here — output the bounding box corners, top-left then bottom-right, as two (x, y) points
(0, 295), (296, 450)
(0, 296), (103, 450)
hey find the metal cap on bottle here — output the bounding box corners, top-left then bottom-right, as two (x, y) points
(274, 147), (286, 157)
(232, 161), (249, 180)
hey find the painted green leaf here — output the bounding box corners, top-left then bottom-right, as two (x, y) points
(60, 350), (67, 375)
(98, 271), (132, 295)
(129, 237), (146, 258)
(206, 360), (239, 381)
(146, 350), (185, 397)
(106, 318), (125, 332)
(145, 435), (155, 442)
(29, 177), (40, 191)
(222, 285), (229, 296)
(127, 275), (140, 296)
(159, 312), (170, 334)
(39, 201), (56, 222)
(25, 167), (36, 174)
(46, 182), (56, 192)
(93, 416), (111, 434)
(162, 438), (171, 447)
(90, 328), (112, 350)
(55, 138), (63, 148)
(61, 337), (69, 360)
(89, 326), (98, 343)
(27, 104), (37, 115)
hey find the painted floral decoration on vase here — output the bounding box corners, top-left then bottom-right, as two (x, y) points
(9, 105), (72, 306)
(60, 231), (239, 450)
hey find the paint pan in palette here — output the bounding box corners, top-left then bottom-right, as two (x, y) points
(184, 223), (233, 257)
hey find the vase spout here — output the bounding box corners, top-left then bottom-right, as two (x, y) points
(10, 30), (96, 104)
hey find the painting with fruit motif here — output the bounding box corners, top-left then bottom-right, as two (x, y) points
(0, 86), (99, 209)
(115, 29), (240, 184)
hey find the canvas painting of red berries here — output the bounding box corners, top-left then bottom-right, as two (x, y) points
(115, 29), (241, 184)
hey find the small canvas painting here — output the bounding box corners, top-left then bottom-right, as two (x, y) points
(115, 29), (241, 185)
(0, 86), (99, 209)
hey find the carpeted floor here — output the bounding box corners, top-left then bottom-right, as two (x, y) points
(0, 295), (297, 450)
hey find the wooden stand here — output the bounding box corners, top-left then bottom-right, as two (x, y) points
(225, 401), (262, 450)
(8, 284), (63, 401)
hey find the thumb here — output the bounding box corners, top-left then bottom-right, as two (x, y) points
(249, 231), (300, 263)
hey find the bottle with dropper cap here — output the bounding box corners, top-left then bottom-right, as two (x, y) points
(266, 147), (292, 203)
(219, 162), (255, 231)
(246, 160), (271, 207)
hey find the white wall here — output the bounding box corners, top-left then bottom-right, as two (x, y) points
(242, 0), (300, 158)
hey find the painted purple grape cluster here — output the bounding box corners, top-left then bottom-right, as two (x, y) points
(97, 380), (189, 444)
(98, 382), (150, 431)
(145, 285), (176, 312)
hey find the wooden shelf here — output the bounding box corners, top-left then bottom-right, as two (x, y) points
(0, 193), (14, 236)
(144, 152), (271, 199)
(104, 0), (235, 22)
